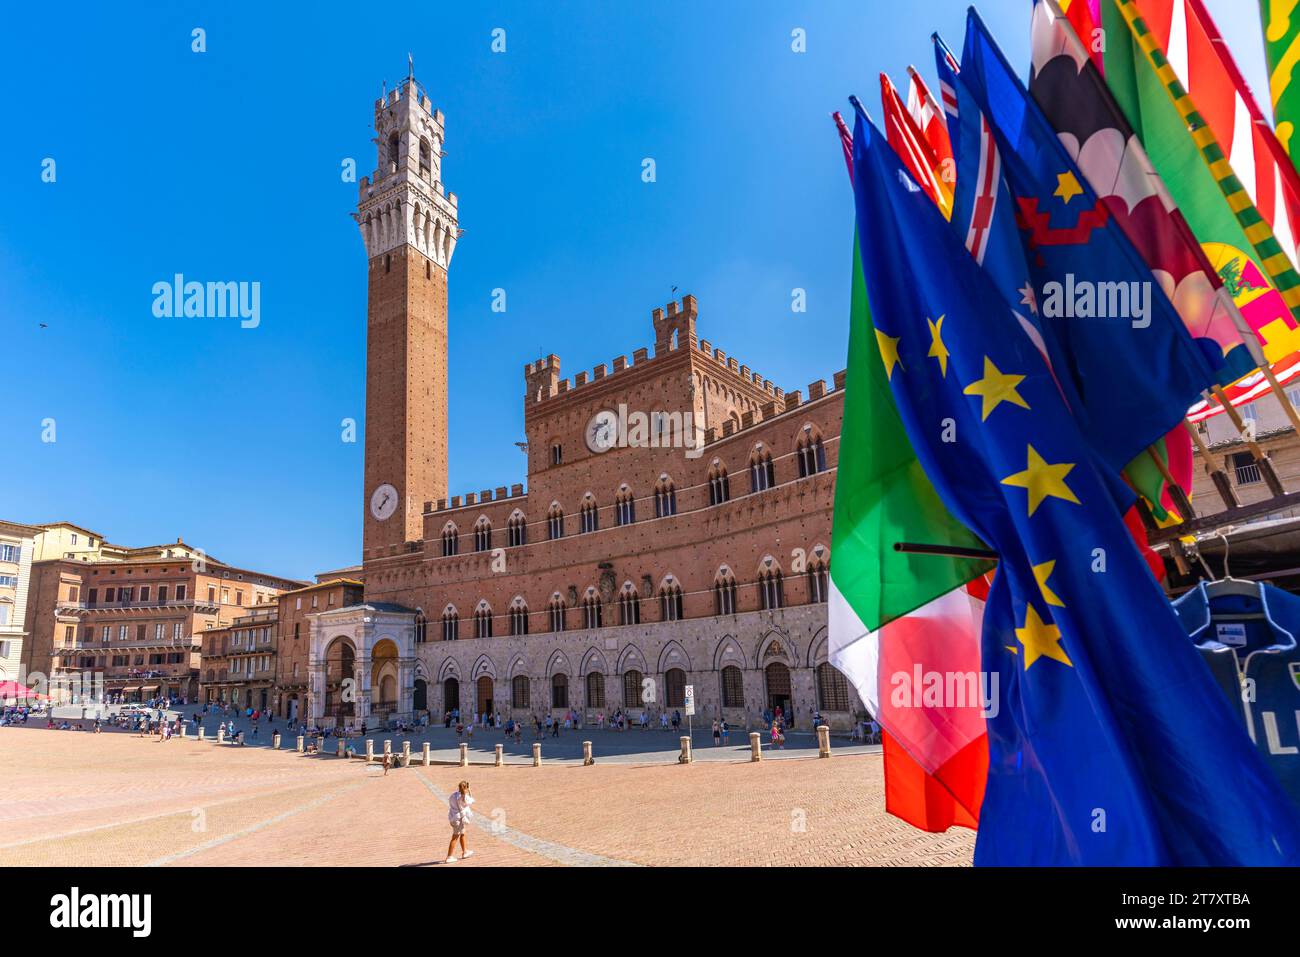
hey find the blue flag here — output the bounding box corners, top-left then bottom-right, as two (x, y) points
(956, 9), (1222, 476)
(851, 106), (1300, 864)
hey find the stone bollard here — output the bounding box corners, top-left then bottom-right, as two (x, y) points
(337, 738), (346, 758)
(217, 729), (226, 744)
(316, 736), (324, 754)
(198, 727), (206, 742)
(749, 731), (762, 762)
(679, 735), (693, 765)
(422, 742), (431, 766)
(583, 740), (594, 766)
(272, 731), (281, 750)
(402, 740), (412, 767)
(817, 724), (831, 759)
(532, 742), (541, 767)
(180, 724), (188, 739)
(458, 742), (468, 767)
(365, 738), (375, 763)
(384, 739), (392, 759)
(494, 743), (503, 767)
(296, 735), (305, 753)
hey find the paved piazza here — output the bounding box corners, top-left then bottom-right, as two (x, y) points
(0, 726), (974, 867)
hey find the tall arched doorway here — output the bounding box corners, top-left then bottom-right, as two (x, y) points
(324, 637), (357, 727)
(444, 677), (460, 715)
(370, 639), (399, 720)
(413, 679), (428, 713)
(476, 675), (494, 717)
(765, 662), (792, 720)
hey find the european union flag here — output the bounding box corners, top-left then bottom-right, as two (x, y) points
(956, 9), (1222, 476)
(851, 106), (1300, 864)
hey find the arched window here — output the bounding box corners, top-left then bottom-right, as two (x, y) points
(508, 598), (529, 636)
(708, 464), (731, 506)
(548, 504), (565, 540)
(797, 429), (828, 478)
(665, 668), (686, 708)
(387, 130), (400, 172)
(474, 602), (492, 639)
(759, 567), (784, 610)
(654, 477), (677, 518)
(808, 559), (829, 603)
(817, 662), (851, 712)
(623, 669), (643, 708)
(580, 497), (599, 534)
(750, 448), (776, 493)
(714, 569), (738, 616)
(586, 672), (606, 709)
(551, 673), (569, 708)
(618, 585), (641, 626)
(441, 607), (459, 642)
(414, 610), (427, 644)
(615, 487), (636, 526)
(507, 512), (527, 547)
(549, 595), (567, 633)
(721, 665), (745, 708)
(659, 580), (684, 621)
(512, 674), (530, 709)
(582, 592), (603, 629)
(441, 524), (458, 557)
(419, 135), (432, 177)
(474, 518), (492, 552)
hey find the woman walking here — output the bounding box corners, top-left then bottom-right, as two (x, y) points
(445, 780), (475, 863)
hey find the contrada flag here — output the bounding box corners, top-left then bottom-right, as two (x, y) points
(851, 103), (1300, 864)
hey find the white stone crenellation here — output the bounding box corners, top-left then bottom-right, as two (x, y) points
(354, 77), (459, 266)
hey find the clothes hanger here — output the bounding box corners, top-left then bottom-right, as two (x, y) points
(1201, 531), (1263, 599)
(1195, 532), (1295, 655)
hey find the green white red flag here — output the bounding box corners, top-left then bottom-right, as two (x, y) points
(829, 112), (992, 831)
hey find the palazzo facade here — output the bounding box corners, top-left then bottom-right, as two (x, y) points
(305, 75), (860, 731)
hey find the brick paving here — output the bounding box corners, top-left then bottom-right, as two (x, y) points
(0, 728), (974, 867)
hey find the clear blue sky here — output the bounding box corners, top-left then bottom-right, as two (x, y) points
(0, 0), (1262, 581)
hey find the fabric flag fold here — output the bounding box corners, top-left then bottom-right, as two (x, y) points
(851, 102), (1300, 864)
(1104, 0), (1300, 375)
(829, 113), (992, 831)
(1032, 0), (1261, 385)
(1142, 0), (1300, 276)
(1260, 0), (1300, 175)
(959, 8), (1223, 478)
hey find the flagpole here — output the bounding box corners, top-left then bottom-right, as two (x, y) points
(1183, 419), (1240, 510)
(1211, 385), (1287, 495)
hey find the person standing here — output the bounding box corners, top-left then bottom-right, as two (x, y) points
(712, 719), (721, 747)
(445, 780), (475, 863)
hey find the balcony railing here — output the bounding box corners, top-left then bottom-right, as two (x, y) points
(55, 597), (219, 614)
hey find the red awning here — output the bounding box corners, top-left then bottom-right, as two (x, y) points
(0, 680), (48, 700)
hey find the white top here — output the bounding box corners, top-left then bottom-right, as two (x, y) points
(448, 791), (475, 825)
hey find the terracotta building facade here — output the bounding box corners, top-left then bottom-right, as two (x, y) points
(305, 77), (861, 731)
(24, 540), (303, 703)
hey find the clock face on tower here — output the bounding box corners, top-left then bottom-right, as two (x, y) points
(370, 483), (399, 521)
(585, 409), (619, 453)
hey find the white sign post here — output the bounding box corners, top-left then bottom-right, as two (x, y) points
(684, 684), (695, 743)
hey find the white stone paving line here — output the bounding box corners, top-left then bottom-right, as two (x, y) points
(417, 774), (641, 867)
(145, 780), (368, 867)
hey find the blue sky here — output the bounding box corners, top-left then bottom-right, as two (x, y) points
(1, 0), (1262, 581)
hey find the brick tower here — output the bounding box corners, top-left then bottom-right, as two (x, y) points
(355, 75), (458, 556)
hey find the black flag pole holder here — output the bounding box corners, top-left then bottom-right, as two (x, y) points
(893, 542), (998, 561)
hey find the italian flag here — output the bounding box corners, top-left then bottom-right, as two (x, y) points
(828, 206), (995, 831)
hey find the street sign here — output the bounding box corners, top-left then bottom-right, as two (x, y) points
(684, 684), (695, 717)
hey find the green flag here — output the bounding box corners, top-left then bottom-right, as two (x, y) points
(827, 234), (992, 635)
(1261, 0), (1300, 169)
(1106, 0), (1300, 341)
